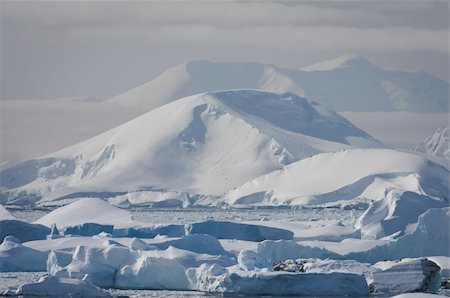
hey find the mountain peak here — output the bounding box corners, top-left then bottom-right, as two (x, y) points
(302, 54), (374, 71)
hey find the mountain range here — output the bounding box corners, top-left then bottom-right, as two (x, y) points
(109, 55), (449, 113)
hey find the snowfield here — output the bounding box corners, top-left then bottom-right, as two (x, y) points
(0, 89), (383, 205)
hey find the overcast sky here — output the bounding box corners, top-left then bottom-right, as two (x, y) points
(1, 0), (449, 101)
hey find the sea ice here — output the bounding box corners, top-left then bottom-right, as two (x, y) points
(0, 236), (48, 272)
(187, 263), (370, 296)
(356, 188), (446, 239)
(0, 219), (50, 243)
(370, 258), (441, 294)
(11, 276), (111, 297)
(186, 220), (294, 241)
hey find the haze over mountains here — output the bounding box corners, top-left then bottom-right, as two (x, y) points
(109, 54), (449, 113)
(1, 55), (448, 169)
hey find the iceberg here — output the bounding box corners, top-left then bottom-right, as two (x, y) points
(187, 263), (370, 296)
(63, 223), (114, 237)
(186, 220), (294, 241)
(370, 258), (441, 294)
(356, 188), (446, 239)
(0, 219), (50, 243)
(0, 236), (48, 272)
(259, 208), (450, 264)
(12, 276), (111, 297)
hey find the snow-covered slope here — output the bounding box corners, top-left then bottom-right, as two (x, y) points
(109, 55), (449, 113)
(225, 149), (449, 207)
(413, 127), (449, 160)
(0, 90), (382, 204)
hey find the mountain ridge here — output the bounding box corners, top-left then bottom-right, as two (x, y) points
(108, 55), (449, 113)
(0, 90), (383, 205)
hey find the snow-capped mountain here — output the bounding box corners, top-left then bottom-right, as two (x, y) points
(0, 90), (383, 205)
(413, 127), (450, 160)
(225, 148), (449, 207)
(109, 55), (449, 113)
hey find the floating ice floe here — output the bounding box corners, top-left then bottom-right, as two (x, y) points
(237, 249), (271, 271)
(370, 258), (441, 294)
(186, 220), (294, 241)
(112, 224), (185, 238)
(63, 223), (114, 236)
(0, 236), (48, 271)
(187, 263), (370, 296)
(259, 208), (450, 263)
(356, 188), (447, 240)
(2, 276), (111, 297)
(0, 219), (50, 243)
(50, 235), (235, 289)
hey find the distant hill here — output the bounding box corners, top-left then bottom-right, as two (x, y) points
(108, 55), (449, 113)
(0, 90), (383, 205)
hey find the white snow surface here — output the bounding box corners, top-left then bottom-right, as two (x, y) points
(356, 188), (447, 239)
(370, 258), (441, 294)
(109, 57), (449, 113)
(187, 263), (370, 296)
(0, 236), (48, 272)
(258, 208), (450, 264)
(0, 90), (382, 204)
(226, 148), (449, 206)
(0, 205), (14, 220)
(35, 198), (133, 228)
(13, 276), (111, 297)
(414, 127), (450, 160)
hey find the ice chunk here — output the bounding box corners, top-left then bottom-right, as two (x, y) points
(15, 276), (111, 297)
(188, 263), (370, 296)
(112, 224), (184, 238)
(186, 220), (293, 241)
(59, 243), (136, 287)
(0, 219), (50, 243)
(260, 208), (450, 264)
(149, 234), (229, 256)
(237, 249), (271, 271)
(258, 239), (342, 263)
(129, 237), (149, 250)
(349, 208), (450, 263)
(63, 223), (114, 236)
(0, 235), (48, 271)
(428, 256), (450, 280)
(116, 256), (190, 290)
(371, 258), (441, 294)
(356, 188), (446, 239)
(53, 238), (234, 289)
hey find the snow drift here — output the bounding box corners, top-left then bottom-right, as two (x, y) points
(35, 198), (133, 228)
(0, 90), (382, 205)
(226, 148), (449, 207)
